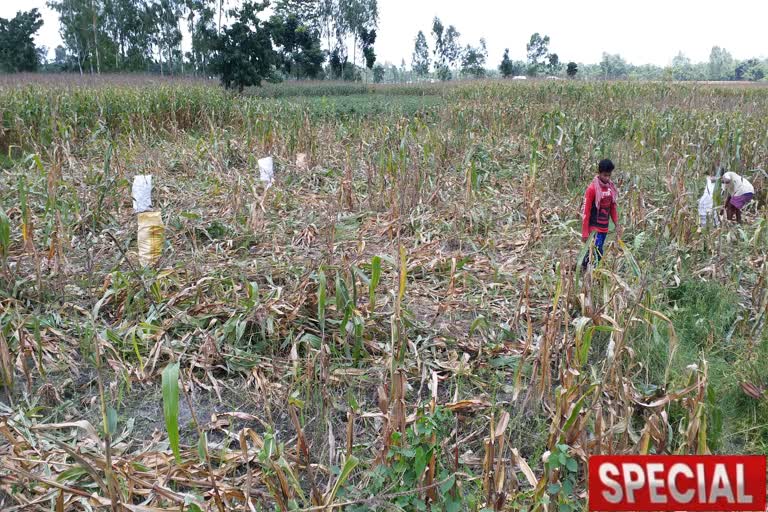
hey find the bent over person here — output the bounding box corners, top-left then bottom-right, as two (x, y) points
(581, 159), (623, 270)
(722, 171), (754, 224)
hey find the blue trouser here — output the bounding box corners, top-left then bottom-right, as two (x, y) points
(583, 231), (607, 267)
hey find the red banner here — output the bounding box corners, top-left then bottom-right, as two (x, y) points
(589, 455), (766, 511)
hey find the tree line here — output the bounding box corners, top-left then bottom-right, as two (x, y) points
(1, 4), (767, 87)
(0, 0), (379, 90)
(409, 26), (767, 83)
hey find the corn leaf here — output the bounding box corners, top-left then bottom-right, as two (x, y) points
(162, 362), (181, 462)
(369, 255), (381, 310)
(325, 455), (359, 506)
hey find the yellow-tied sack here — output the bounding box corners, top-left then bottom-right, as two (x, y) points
(137, 211), (164, 267)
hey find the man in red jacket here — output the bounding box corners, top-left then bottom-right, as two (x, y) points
(581, 159), (623, 270)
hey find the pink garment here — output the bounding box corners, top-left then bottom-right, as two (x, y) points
(591, 176), (617, 211)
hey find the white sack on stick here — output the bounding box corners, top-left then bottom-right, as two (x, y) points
(258, 157), (274, 187)
(132, 175), (153, 213)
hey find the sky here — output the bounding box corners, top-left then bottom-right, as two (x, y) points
(2, 0), (766, 67)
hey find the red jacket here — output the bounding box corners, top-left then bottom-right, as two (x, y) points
(582, 181), (618, 239)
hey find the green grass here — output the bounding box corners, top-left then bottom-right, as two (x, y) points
(266, 93), (444, 118)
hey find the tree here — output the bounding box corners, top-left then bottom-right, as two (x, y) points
(411, 30), (429, 77)
(566, 61), (577, 78)
(359, 27), (375, 70)
(443, 25), (460, 69)
(499, 48), (513, 78)
(708, 46), (734, 81)
(211, 1), (278, 91)
(270, 12), (325, 79)
(430, 17), (461, 81)
(188, 0), (219, 75)
(318, 0), (336, 54)
(338, 0), (376, 68)
(0, 9), (44, 72)
(671, 51), (694, 81)
(53, 44), (68, 69)
(274, 0), (322, 32)
(461, 38), (487, 78)
(48, 0), (98, 74)
(431, 17), (443, 65)
(546, 52), (561, 75)
(372, 63), (384, 82)
(329, 46), (344, 77)
(735, 58), (764, 81)
(430, 17), (450, 80)
(50, 0), (157, 74)
(599, 52), (628, 79)
(154, 0), (185, 75)
(526, 32), (549, 76)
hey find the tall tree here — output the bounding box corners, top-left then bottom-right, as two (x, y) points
(526, 32), (549, 76)
(430, 17), (459, 81)
(599, 52), (628, 79)
(270, 10), (325, 79)
(318, 0), (336, 54)
(461, 38), (487, 78)
(212, 0), (278, 91)
(0, 9), (44, 72)
(708, 46), (734, 81)
(48, 0), (100, 74)
(338, 0), (376, 68)
(431, 17), (443, 65)
(359, 27), (375, 71)
(104, 0), (153, 71)
(443, 25), (460, 70)
(153, 0), (184, 75)
(411, 30), (429, 77)
(186, 0), (218, 75)
(499, 48), (513, 78)
(274, 0), (321, 32)
(671, 51), (694, 80)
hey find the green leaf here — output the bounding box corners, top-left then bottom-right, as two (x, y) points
(440, 474), (456, 494)
(566, 457), (578, 472)
(57, 467), (88, 483)
(318, 270), (326, 336)
(559, 385), (597, 444)
(446, 500), (463, 512)
(326, 455), (359, 506)
(106, 407), (118, 435)
(162, 362), (181, 462)
(369, 255), (381, 310)
(0, 209), (10, 259)
(413, 446), (427, 479)
(197, 432), (208, 464)
(547, 483), (561, 495)
(335, 274), (350, 311)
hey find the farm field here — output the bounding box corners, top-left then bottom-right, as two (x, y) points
(1, 78), (768, 511)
